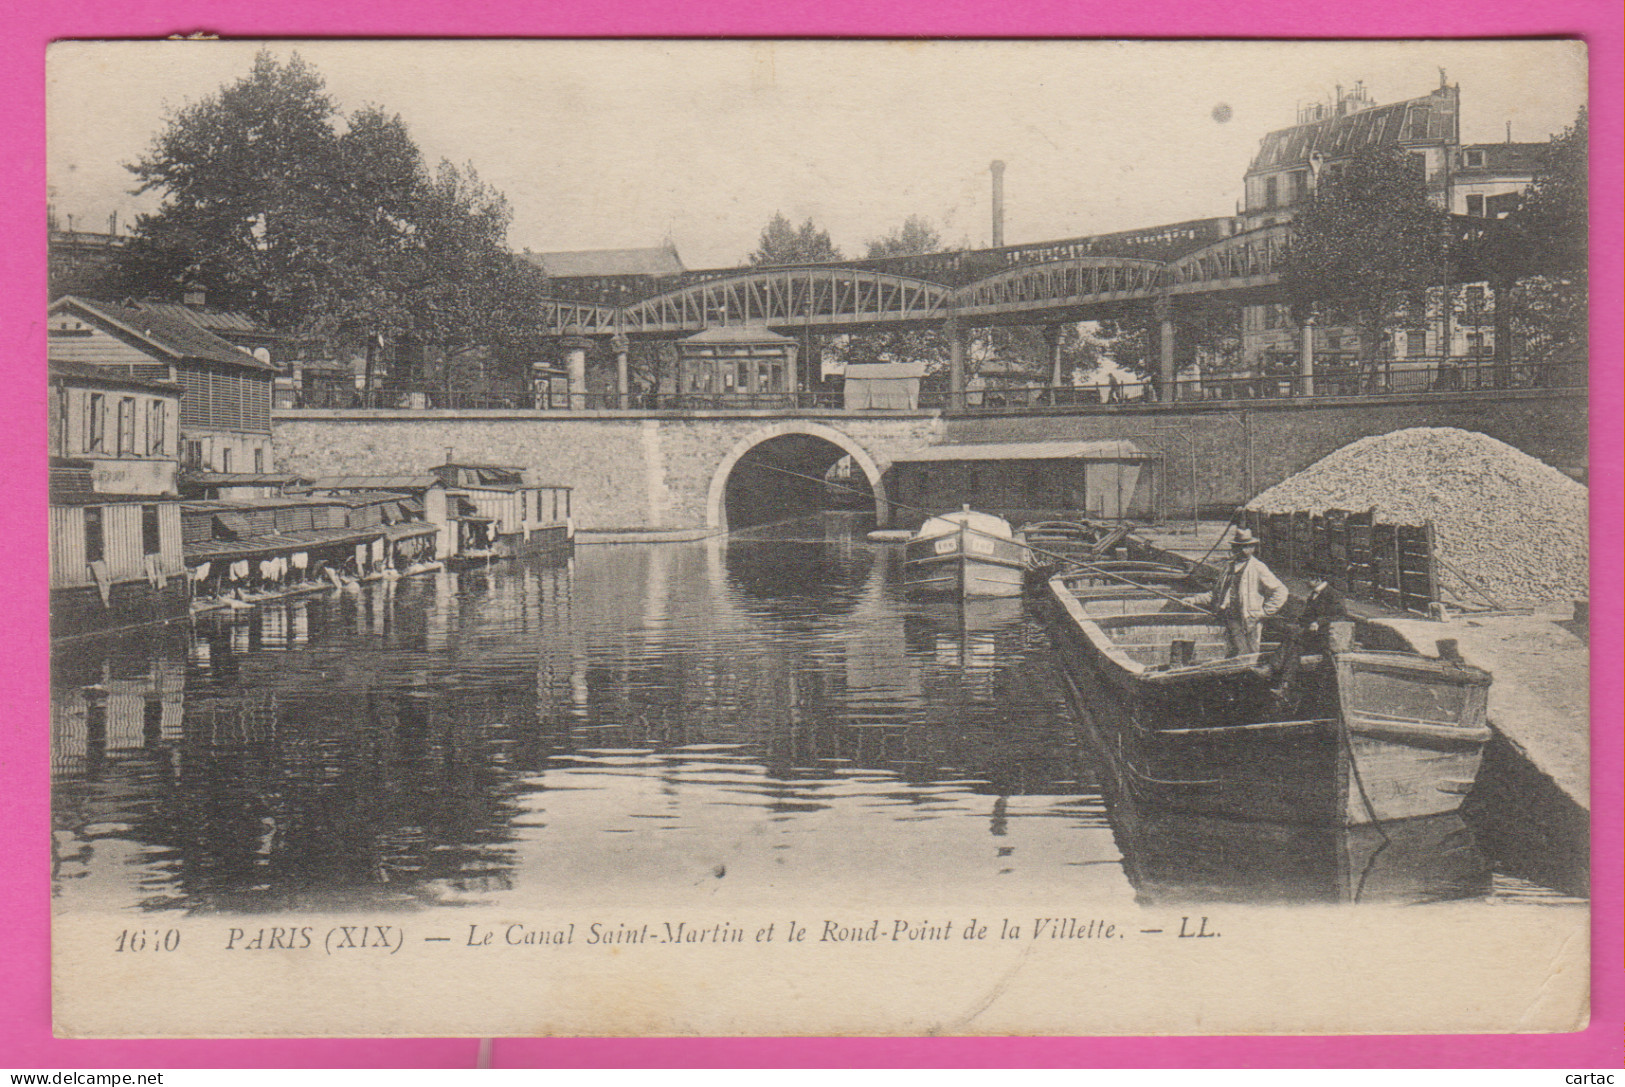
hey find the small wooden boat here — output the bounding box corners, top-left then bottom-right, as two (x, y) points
(1043, 569), (1492, 827)
(1017, 520), (1142, 590)
(903, 508), (1029, 599)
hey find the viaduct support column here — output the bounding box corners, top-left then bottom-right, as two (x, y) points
(800, 327), (816, 400)
(612, 333), (630, 409)
(946, 312), (966, 410)
(560, 327), (590, 410)
(1298, 315), (1316, 397)
(1154, 294), (1176, 401)
(1044, 323), (1065, 389)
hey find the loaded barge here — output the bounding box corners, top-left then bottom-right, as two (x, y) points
(1041, 561), (1493, 827)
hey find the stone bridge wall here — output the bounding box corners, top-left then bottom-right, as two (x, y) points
(943, 389), (1588, 517)
(274, 389), (1586, 530)
(273, 411), (943, 530)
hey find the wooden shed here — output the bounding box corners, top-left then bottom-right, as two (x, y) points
(889, 439), (1160, 528)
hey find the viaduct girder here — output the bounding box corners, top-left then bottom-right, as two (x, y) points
(539, 218), (1510, 337)
(951, 256), (1165, 323)
(618, 266), (952, 336)
(1165, 224), (1291, 297)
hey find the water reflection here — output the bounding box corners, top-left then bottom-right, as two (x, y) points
(52, 521), (1113, 915)
(50, 515), (1579, 915)
(1055, 635), (1502, 906)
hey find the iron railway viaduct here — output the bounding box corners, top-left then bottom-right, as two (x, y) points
(275, 220), (1586, 530)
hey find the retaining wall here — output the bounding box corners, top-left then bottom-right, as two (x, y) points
(274, 389), (1586, 530)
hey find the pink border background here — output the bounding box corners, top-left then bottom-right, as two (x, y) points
(2, 0), (1618, 1069)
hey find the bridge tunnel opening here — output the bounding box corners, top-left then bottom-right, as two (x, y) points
(720, 434), (878, 532)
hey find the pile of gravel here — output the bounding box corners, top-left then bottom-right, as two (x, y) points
(1248, 428), (1589, 608)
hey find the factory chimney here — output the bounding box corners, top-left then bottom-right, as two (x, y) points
(990, 160), (1006, 248)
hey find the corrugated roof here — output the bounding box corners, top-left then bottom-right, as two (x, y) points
(317, 490), (417, 507)
(184, 526), (383, 563)
(185, 471), (308, 486)
(48, 358), (180, 393)
(307, 474), (439, 491)
(183, 497), (352, 513)
(128, 301), (277, 339)
(382, 522), (440, 541)
(522, 245), (685, 279)
(892, 440), (1153, 463)
(51, 491), (183, 506)
(51, 296), (277, 372)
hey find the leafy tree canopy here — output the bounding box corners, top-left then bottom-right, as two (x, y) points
(749, 212), (842, 265)
(1284, 147), (1453, 360)
(864, 215), (942, 259)
(118, 49), (544, 370)
(1509, 106), (1587, 275)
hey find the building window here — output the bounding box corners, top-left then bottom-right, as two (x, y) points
(147, 400), (166, 455)
(54, 389), (70, 456)
(1464, 149), (1485, 168)
(220, 447), (232, 473)
(117, 397), (137, 455)
(84, 506), (104, 564)
(1466, 194), (1486, 217)
(1406, 106), (1430, 140)
(86, 393), (106, 453)
(181, 440), (204, 469)
(142, 505), (161, 556)
(254, 446), (265, 473)
(1264, 176), (1278, 208)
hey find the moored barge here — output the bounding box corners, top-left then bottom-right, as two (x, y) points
(1042, 567), (1493, 827)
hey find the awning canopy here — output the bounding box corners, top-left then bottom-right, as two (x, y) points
(184, 527), (383, 564)
(892, 440), (1153, 464)
(382, 522), (441, 541)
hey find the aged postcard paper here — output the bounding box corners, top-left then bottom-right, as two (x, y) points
(46, 38), (1589, 1037)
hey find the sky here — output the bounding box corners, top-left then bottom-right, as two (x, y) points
(47, 39), (1588, 270)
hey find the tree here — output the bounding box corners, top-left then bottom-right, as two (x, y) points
(837, 216), (947, 374)
(122, 51), (345, 330)
(1500, 108), (1587, 367)
(118, 50), (546, 388)
(1512, 106), (1587, 276)
(748, 212), (842, 265)
(1284, 148), (1454, 364)
(864, 215), (941, 259)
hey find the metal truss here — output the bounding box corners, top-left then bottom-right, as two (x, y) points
(952, 256), (1165, 320)
(617, 266), (952, 335)
(538, 299), (622, 335)
(1164, 224), (1292, 295)
(536, 218), (1514, 335)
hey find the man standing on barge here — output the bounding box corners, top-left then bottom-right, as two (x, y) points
(1183, 529), (1289, 657)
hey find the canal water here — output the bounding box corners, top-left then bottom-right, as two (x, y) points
(50, 514), (1585, 916)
